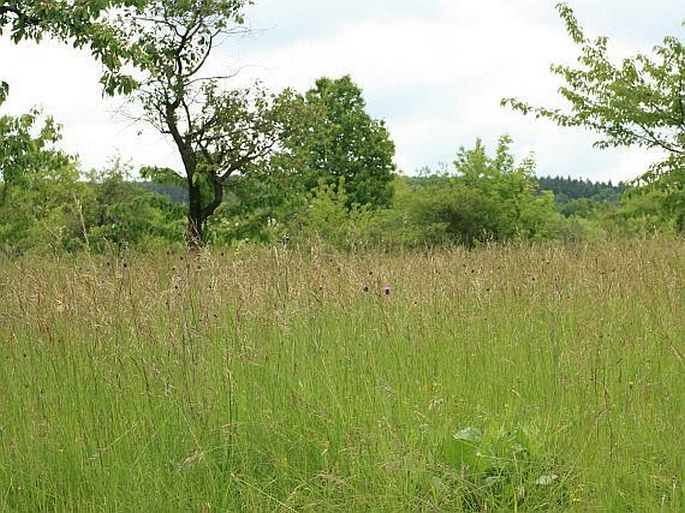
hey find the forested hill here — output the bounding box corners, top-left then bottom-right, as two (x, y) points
(536, 176), (629, 203)
(404, 175), (629, 203)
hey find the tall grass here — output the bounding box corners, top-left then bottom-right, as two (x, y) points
(0, 237), (683, 511)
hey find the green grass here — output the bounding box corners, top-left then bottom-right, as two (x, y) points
(0, 237), (683, 511)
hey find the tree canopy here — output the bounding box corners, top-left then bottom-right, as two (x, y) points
(280, 75), (396, 209)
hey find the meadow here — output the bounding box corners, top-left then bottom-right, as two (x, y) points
(0, 237), (683, 511)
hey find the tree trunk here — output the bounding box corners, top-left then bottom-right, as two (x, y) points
(187, 179), (204, 250)
(186, 172), (224, 250)
(164, 105), (225, 250)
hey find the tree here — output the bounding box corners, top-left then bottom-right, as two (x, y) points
(502, 3), (685, 188)
(279, 76), (396, 209)
(115, 0), (289, 248)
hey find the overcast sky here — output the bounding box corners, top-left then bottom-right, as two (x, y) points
(1, 0), (683, 182)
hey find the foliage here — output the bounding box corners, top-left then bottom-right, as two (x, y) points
(404, 136), (558, 247)
(502, 3), (685, 187)
(612, 187), (681, 235)
(556, 197), (607, 219)
(0, 145), (186, 254)
(0, 108), (88, 254)
(207, 176), (375, 249)
(0, 108), (71, 192)
(4, 0), (681, 251)
(85, 160), (185, 250)
(355, 177), (426, 248)
(278, 75), (397, 209)
(206, 75), (397, 246)
(404, 173), (452, 191)
(204, 169), (306, 245)
(293, 179), (373, 249)
(0, 165), (88, 254)
(439, 426), (569, 511)
(139, 181), (188, 203)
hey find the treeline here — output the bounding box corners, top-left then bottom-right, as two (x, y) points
(1, 75), (682, 256)
(0, 131), (681, 256)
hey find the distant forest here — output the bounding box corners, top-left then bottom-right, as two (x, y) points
(536, 176), (629, 204)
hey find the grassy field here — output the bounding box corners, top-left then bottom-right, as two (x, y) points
(0, 237), (683, 511)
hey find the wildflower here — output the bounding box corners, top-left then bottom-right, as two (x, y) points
(363, 283), (370, 292)
(383, 285), (391, 295)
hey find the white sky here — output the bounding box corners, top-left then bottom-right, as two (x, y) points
(1, 0), (683, 182)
